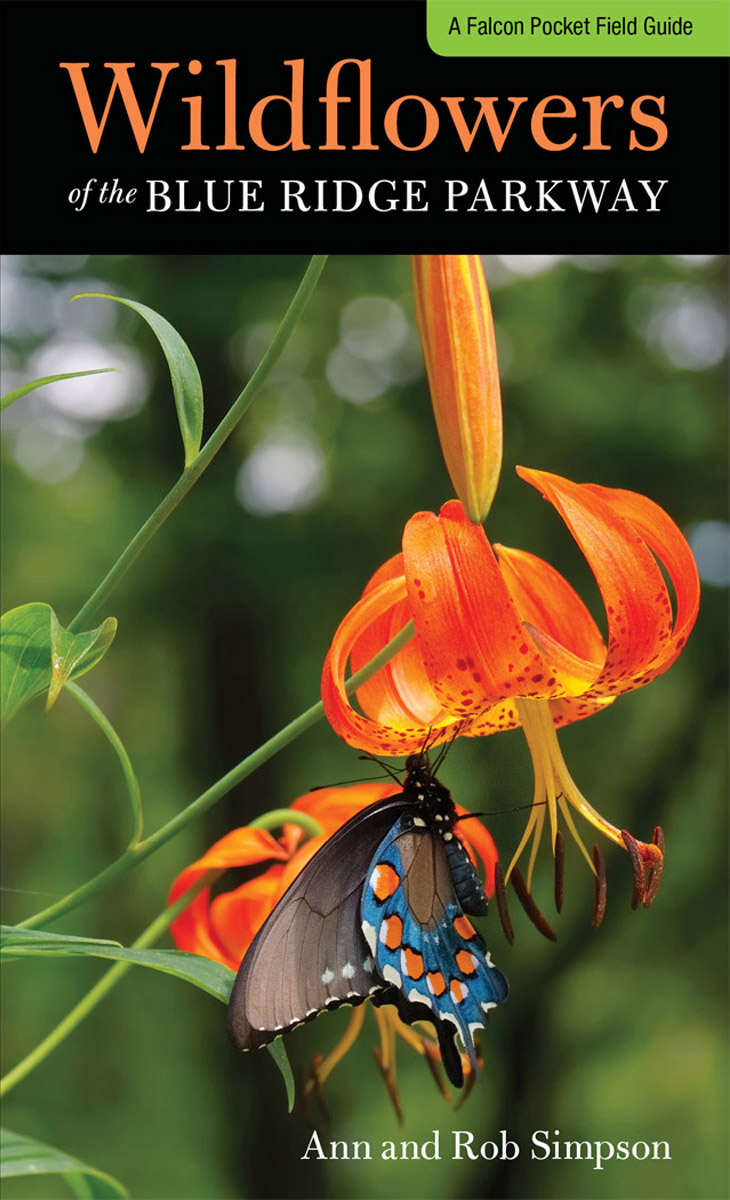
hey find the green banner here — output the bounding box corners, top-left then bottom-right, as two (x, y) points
(427, 1), (730, 56)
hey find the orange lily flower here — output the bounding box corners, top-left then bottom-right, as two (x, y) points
(321, 468), (700, 912)
(169, 780), (499, 1108)
(412, 255), (502, 523)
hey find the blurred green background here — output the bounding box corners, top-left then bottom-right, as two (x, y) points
(1, 253), (728, 1200)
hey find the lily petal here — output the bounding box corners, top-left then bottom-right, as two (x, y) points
(169, 827), (288, 961)
(583, 484), (700, 685)
(209, 868), (285, 967)
(403, 501), (559, 710)
(351, 555), (445, 728)
(517, 468), (682, 696)
(322, 571), (452, 754)
(495, 544), (606, 666)
(454, 805), (500, 897)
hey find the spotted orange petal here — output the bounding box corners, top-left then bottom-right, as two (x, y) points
(403, 501), (562, 710)
(495, 544), (606, 666)
(518, 468), (698, 697)
(350, 553), (444, 728)
(583, 484), (700, 686)
(321, 570), (453, 755)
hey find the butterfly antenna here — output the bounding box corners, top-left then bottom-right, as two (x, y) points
(430, 740), (449, 774)
(309, 775), (393, 790)
(430, 720), (468, 774)
(454, 798), (552, 822)
(357, 753), (403, 784)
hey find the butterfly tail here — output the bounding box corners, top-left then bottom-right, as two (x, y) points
(371, 988), (465, 1088)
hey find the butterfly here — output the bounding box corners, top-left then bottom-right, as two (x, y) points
(227, 752), (508, 1087)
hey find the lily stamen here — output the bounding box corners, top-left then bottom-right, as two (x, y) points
(591, 845), (608, 928)
(506, 697), (664, 917)
(493, 863), (514, 945)
(306, 1005), (367, 1094)
(643, 827), (665, 908)
(510, 867), (558, 941)
(554, 829), (565, 913)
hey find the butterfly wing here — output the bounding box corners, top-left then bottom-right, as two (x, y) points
(227, 796), (409, 1052)
(361, 816), (508, 1086)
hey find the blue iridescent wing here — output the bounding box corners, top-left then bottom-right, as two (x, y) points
(361, 815), (508, 1085)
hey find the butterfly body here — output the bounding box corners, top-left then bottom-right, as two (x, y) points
(227, 754), (508, 1087)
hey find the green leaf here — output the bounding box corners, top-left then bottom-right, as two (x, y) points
(0, 927), (236, 1003)
(47, 609), (117, 710)
(0, 369), (115, 412)
(0, 1128), (127, 1198)
(267, 1039), (296, 1113)
(1, 927), (123, 956)
(73, 293), (204, 466)
(1, 603), (117, 723)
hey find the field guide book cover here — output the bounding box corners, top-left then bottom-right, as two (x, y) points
(0, 2), (728, 1198)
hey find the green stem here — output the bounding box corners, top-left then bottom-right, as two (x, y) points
(68, 255), (328, 633)
(249, 809), (322, 838)
(0, 872), (216, 1098)
(65, 682), (143, 846)
(16, 620), (415, 931)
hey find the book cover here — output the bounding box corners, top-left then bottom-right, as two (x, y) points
(1, 3), (728, 1199)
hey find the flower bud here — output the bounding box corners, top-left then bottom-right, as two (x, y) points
(411, 255), (502, 523)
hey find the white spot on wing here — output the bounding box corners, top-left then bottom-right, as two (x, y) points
(362, 921), (377, 954)
(481, 1000), (497, 1013)
(342, 962), (355, 979)
(408, 988), (432, 1009)
(363, 956), (374, 973)
(382, 965), (401, 987)
(321, 968), (334, 985)
(413, 816), (426, 827)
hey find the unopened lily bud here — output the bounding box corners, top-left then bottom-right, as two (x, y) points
(411, 255), (502, 523)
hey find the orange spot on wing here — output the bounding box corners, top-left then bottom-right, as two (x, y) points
(427, 971), (446, 997)
(453, 915), (476, 940)
(383, 914), (403, 950)
(371, 863), (400, 901)
(401, 947), (425, 979)
(450, 978), (469, 1004)
(456, 950), (478, 975)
